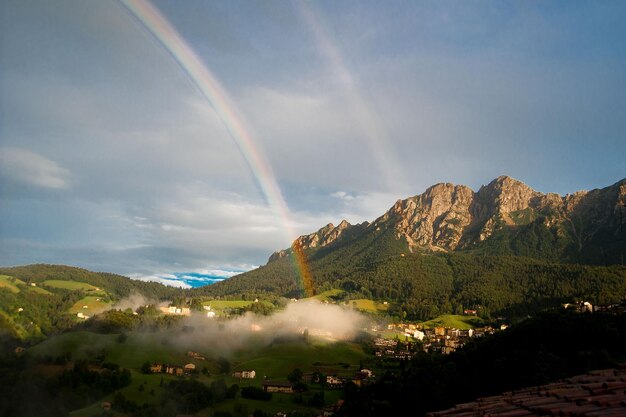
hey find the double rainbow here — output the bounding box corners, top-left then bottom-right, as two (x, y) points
(120, 0), (314, 296)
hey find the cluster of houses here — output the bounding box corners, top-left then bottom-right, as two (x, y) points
(564, 300), (626, 315)
(225, 367), (374, 394)
(148, 362), (196, 376)
(159, 306), (191, 316)
(376, 323), (502, 356)
(374, 338), (420, 359)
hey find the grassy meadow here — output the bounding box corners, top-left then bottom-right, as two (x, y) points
(420, 314), (484, 330)
(28, 326), (370, 416)
(42, 279), (101, 292)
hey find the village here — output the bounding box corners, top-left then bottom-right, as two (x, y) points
(374, 320), (504, 358)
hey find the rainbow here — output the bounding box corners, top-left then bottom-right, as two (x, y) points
(297, 1), (407, 195)
(120, 0), (315, 296)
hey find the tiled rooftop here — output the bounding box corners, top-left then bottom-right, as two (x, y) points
(428, 368), (626, 417)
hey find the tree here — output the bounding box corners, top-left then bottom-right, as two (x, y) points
(288, 368), (303, 383)
(217, 357), (231, 374)
(141, 361), (152, 374)
(308, 391), (324, 407)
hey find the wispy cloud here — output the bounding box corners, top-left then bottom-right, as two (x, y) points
(0, 147), (71, 189)
(331, 191), (355, 201)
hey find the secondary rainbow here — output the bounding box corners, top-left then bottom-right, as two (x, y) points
(297, 1), (407, 196)
(120, 0), (314, 296)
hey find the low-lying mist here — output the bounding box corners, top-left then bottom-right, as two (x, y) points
(144, 300), (368, 356)
(112, 292), (164, 311)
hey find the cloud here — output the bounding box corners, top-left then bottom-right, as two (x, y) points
(195, 268), (253, 278)
(331, 191), (354, 201)
(129, 273), (192, 289)
(113, 292), (159, 311)
(160, 300), (368, 356)
(0, 147), (71, 189)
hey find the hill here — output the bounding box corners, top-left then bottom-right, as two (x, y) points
(0, 264), (179, 344)
(195, 177), (626, 320)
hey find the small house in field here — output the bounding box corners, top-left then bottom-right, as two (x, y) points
(262, 380), (294, 393)
(326, 375), (345, 388)
(187, 351), (206, 360)
(184, 363), (196, 374)
(165, 365), (183, 376)
(150, 363), (163, 373)
(232, 370), (256, 379)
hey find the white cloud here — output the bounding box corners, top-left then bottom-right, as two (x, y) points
(0, 147), (71, 189)
(331, 191), (354, 201)
(196, 268), (254, 278)
(129, 273), (192, 289)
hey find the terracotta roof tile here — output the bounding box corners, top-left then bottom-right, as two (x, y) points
(428, 368), (626, 417)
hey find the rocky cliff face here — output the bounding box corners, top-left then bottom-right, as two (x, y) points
(269, 176), (626, 263)
(268, 219), (352, 262)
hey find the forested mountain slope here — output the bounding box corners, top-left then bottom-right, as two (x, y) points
(196, 177), (626, 320)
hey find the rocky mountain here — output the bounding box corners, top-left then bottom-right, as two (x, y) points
(270, 176), (626, 265)
(197, 176), (626, 320)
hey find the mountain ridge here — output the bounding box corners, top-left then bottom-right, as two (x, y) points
(270, 175), (626, 265)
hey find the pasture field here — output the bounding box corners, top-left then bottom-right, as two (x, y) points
(28, 285), (53, 295)
(203, 300), (252, 309)
(309, 288), (345, 301)
(377, 329), (406, 340)
(42, 279), (101, 292)
(28, 331), (118, 360)
(32, 327), (370, 416)
(202, 299), (274, 316)
(420, 314), (484, 330)
(68, 296), (112, 314)
(0, 274), (24, 293)
(230, 340), (367, 381)
(205, 394), (326, 417)
(348, 299), (389, 313)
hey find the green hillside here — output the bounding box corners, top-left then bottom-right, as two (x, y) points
(420, 314), (484, 330)
(196, 233), (626, 321)
(0, 264), (179, 300)
(0, 265), (180, 345)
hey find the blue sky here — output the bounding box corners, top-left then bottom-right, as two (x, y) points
(1, 0), (625, 285)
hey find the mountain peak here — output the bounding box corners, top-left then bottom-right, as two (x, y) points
(268, 176), (626, 265)
(267, 219), (352, 262)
